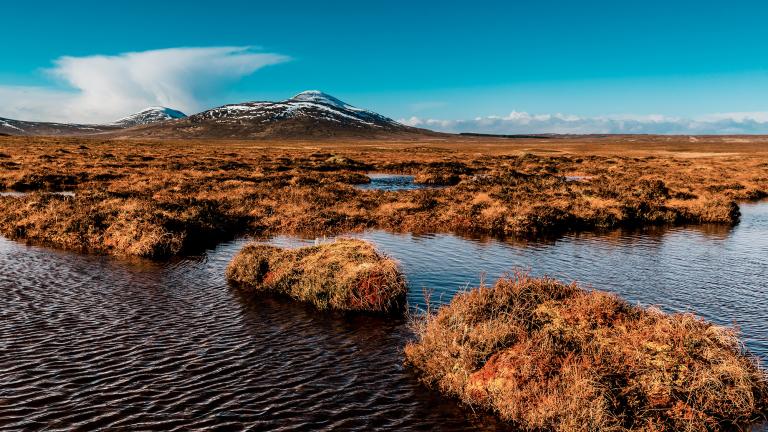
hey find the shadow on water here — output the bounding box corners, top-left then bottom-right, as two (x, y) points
(0, 201), (766, 430)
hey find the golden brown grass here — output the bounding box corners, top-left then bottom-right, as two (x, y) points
(226, 238), (407, 312)
(0, 135), (766, 258)
(404, 274), (768, 431)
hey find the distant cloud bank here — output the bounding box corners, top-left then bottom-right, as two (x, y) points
(401, 111), (768, 135)
(0, 47), (289, 123)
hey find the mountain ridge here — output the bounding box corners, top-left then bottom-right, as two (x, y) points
(0, 91), (438, 139)
(113, 107), (187, 127)
(0, 117), (119, 136)
(118, 90), (428, 139)
(0, 107), (185, 136)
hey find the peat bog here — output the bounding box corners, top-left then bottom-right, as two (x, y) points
(1, 134), (767, 430)
(0, 135), (765, 259)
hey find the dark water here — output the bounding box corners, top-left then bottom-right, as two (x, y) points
(1, 203), (767, 430)
(355, 174), (426, 191)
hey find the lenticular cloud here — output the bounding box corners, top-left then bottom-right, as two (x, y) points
(0, 47), (289, 124)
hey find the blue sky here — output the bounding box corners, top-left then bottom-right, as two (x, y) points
(2, 0), (768, 133)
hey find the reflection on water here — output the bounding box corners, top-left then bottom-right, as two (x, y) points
(1, 202), (767, 430)
(355, 173), (427, 191)
(0, 237), (502, 430)
(269, 202), (768, 360)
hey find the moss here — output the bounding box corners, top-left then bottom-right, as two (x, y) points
(226, 239), (407, 313)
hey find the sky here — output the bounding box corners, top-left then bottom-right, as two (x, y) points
(2, 0), (768, 133)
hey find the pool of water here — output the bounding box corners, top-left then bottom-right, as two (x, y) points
(564, 175), (592, 182)
(354, 173), (427, 191)
(0, 191), (75, 197)
(1, 202), (766, 430)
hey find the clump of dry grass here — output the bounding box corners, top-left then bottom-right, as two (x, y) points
(404, 274), (768, 431)
(414, 171), (461, 186)
(0, 191), (248, 258)
(226, 238), (407, 313)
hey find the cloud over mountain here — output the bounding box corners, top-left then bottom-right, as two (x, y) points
(0, 47), (289, 123)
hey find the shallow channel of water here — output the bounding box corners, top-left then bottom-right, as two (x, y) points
(354, 174), (427, 191)
(0, 191), (75, 197)
(1, 202), (767, 430)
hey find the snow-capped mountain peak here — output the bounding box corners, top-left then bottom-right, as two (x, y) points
(112, 107), (187, 127)
(187, 91), (404, 131)
(287, 90), (363, 112)
(111, 91), (427, 139)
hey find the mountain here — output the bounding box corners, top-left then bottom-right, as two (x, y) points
(0, 93), (436, 139)
(113, 107), (187, 127)
(0, 107), (186, 136)
(0, 117), (118, 136)
(117, 91), (430, 139)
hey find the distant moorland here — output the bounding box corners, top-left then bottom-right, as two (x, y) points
(0, 134), (765, 259)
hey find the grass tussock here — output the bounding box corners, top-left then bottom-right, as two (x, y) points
(226, 239), (407, 313)
(0, 192), (247, 258)
(404, 274), (768, 431)
(414, 170), (461, 186)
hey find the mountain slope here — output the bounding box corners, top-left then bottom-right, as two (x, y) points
(118, 91), (431, 139)
(0, 107), (186, 136)
(113, 107), (187, 127)
(1, 93), (436, 139)
(0, 117), (118, 136)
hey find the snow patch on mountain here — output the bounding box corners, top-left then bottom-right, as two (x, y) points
(0, 119), (23, 132)
(288, 90), (365, 113)
(113, 107), (187, 127)
(189, 91), (403, 130)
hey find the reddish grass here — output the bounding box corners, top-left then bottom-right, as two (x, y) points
(404, 274), (768, 431)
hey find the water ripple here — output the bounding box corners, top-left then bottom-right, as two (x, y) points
(1, 203), (767, 430)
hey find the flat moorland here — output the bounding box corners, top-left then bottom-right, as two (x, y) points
(0, 134), (766, 258)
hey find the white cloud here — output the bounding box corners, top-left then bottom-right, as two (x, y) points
(0, 47), (289, 123)
(0, 86), (74, 123)
(401, 111), (768, 135)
